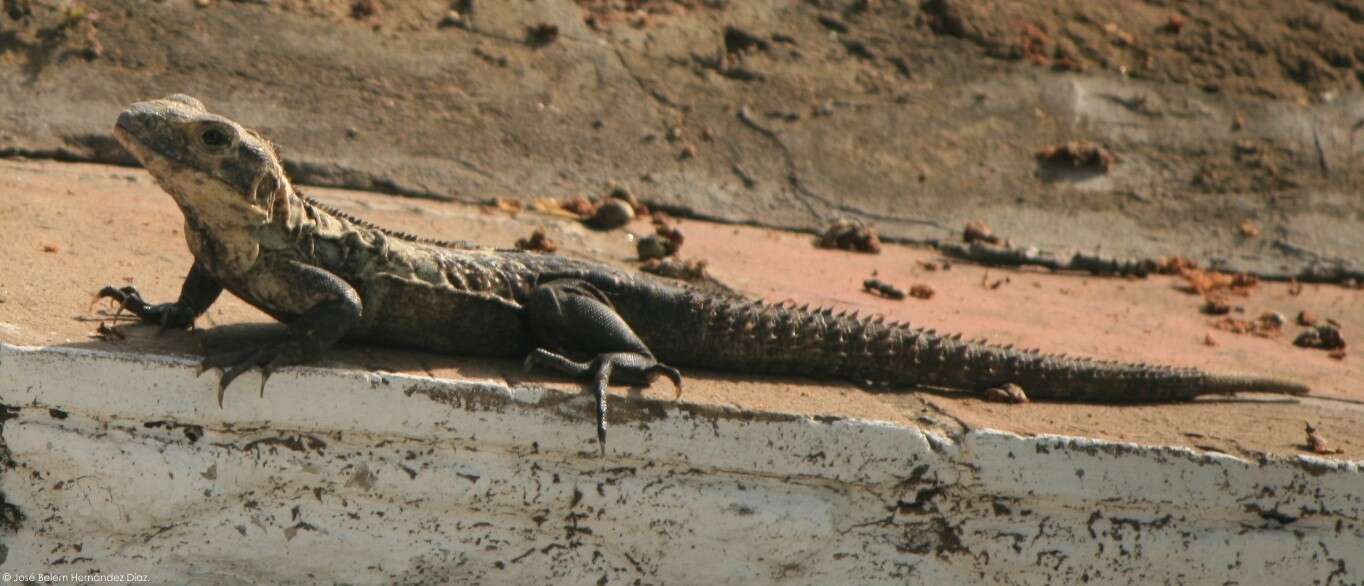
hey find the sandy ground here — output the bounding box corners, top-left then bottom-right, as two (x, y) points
(1, 158), (1359, 459)
(3, 0), (1363, 280)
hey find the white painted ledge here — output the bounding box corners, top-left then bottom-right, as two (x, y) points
(0, 343), (1360, 584)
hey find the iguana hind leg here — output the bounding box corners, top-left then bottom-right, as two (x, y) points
(199, 261), (362, 406)
(522, 279), (681, 457)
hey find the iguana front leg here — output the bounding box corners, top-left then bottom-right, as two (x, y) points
(200, 260), (363, 406)
(522, 279), (682, 457)
(96, 263), (223, 330)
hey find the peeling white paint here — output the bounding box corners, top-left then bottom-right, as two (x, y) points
(0, 343), (1360, 584)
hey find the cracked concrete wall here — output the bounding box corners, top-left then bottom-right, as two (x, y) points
(0, 343), (1360, 584)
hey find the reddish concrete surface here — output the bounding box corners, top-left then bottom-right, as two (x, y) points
(1, 159), (1360, 459)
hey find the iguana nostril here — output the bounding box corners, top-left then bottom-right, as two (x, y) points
(114, 110), (138, 134)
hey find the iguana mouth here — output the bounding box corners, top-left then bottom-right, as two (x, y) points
(112, 110), (149, 161)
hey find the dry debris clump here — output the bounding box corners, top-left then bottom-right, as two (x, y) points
(1304, 423), (1345, 455)
(863, 278), (906, 300)
(1212, 312), (1285, 338)
(1294, 323), (1347, 360)
(641, 257), (709, 282)
(816, 218), (881, 253)
(559, 195), (596, 217)
(484, 198), (524, 216)
(525, 22), (560, 47)
(962, 219), (1003, 245)
(1037, 141), (1117, 172)
(909, 284), (936, 299)
(514, 228), (558, 253)
(588, 199), (635, 229)
(637, 215), (685, 260)
(1177, 266), (1258, 297)
(983, 383), (1029, 404)
(1200, 298), (1232, 315)
(90, 321), (126, 342)
(551, 187), (653, 230)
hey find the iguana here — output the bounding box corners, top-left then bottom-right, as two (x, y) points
(97, 95), (1310, 455)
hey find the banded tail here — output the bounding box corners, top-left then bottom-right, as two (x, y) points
(650, 293), (1310, 402)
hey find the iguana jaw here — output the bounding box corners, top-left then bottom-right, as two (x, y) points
(113, 95), (279, 230)
(115, 94), (303, 272)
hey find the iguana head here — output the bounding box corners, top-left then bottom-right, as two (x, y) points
(114, 94), (295, 231)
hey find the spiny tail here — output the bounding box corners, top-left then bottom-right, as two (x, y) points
(673, 295), (1309, 402)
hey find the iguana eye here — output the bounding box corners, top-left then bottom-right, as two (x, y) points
(199, 127), (230, 148)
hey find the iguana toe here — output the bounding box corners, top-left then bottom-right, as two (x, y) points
(200, 343), (306, 407)
(648, 364), (684, 399)
(93, 284), (199, 329)
(91, 285), (143, 318)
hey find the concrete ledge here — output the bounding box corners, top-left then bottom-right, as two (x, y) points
(1, 343), (1360, 584)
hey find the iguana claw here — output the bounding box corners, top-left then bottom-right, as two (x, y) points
(92, 284), (201, 330)
(199, 343), (301, 407)
(648, 364), (683, 400)
(524, 348), (685, 458)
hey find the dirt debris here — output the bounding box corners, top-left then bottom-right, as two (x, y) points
(640, 257), (709, 283)
(89, 321), (125, 342)
(576, 0), (702, 31)
(981, 272), (1010, 290)
(909, 284), (936, 300)
(1177, 267), (1258, 298)
(918, 0), (1364, 102)
(656, 221), (683, 250)
(587, 199), (634, 230)
(1200, 298), (1233, 316)
(1036, 141), (1117, 173)
(525, 22), (559, 47)
(559, 196), (596, 218)
(349, 0), (378, 20)
(1304, 423), (1345, 456)
(514, 228), (558, 253)
(484, 198), (523, 216)
(863, 278), (906, 300)
(962, 219), (1002, 245)
(1212, 312), (1285, 338)
(983, 383), (1029, 404)
(1294, 323), (1346, 352)
(815, 218), (881, 254)
(1153, 256), (1198, 275)
(437, 9), (463, 28)
(1101, 22), (1135, 48)
(607, 186), (647, 215)
(636, 235), (669, 260)
(1162, 14), (1184, 34)
(1238, 220), (1261, 239)
(723, 25), (769, 56)
(637, 214), (685, 260)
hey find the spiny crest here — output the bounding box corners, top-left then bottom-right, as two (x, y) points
(299, 192), (479, 250)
